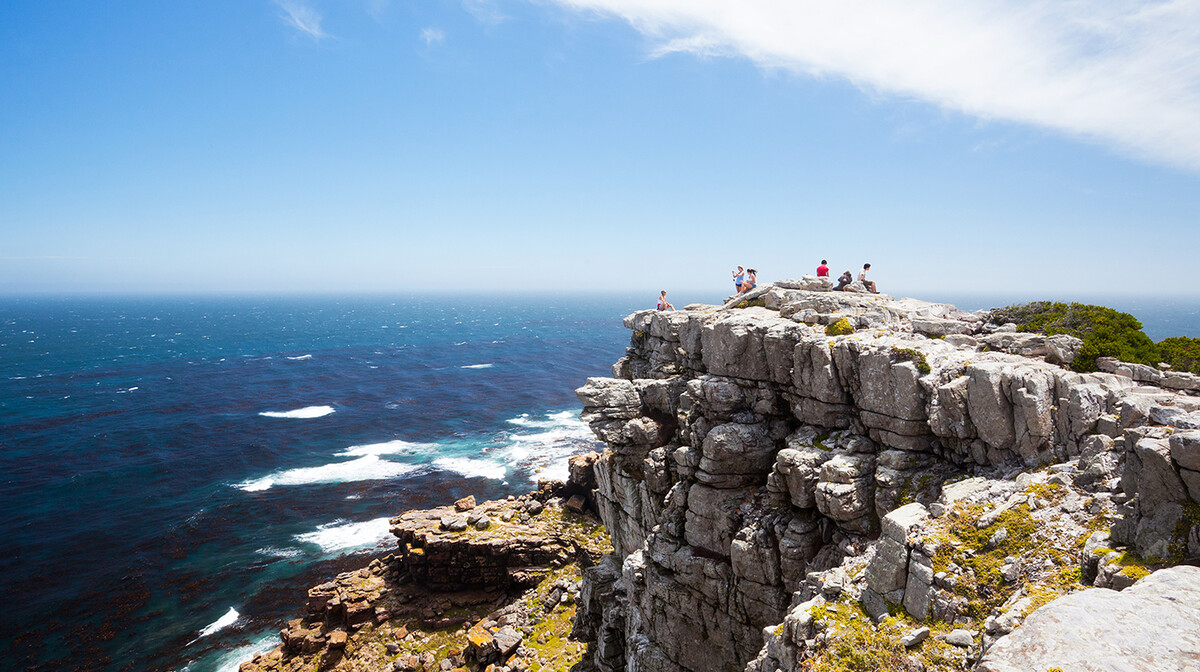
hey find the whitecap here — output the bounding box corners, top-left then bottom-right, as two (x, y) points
(506, 413), (558, 429)
(286, 354), (313, 361)
(198, 607), (239, 638)
(235, 455), (417, 491)
(254, 546), (304, 559)
(461, 363), (494, 369)
(258, 405), (335, 419)
(433, 456), (507, 480)
(295, 517), (393, 553)
(336, 439), (436, 457)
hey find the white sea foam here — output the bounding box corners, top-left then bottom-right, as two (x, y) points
(504, 410), (596, 483)
(336, 439), (435, 457)
(205, 632), (279, 672)
(461, 363), (494, 369)
(286, 354), (313, 361)
(295, 517), (393, 553)
(433, 410), (598, 484)
(433, 456), (508, 480)
(258, 405), (335, 419)
(236, 455), (417, 491)
(254, 546), (304, 559)
(198, 607), (239, 638)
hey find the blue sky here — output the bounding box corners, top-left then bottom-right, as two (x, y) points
(1, 1), (1197, 298)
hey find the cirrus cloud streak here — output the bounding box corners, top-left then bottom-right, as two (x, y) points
(549, 0), (1200, 171)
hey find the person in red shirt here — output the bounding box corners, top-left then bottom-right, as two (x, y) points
(816, 260), (829, 277)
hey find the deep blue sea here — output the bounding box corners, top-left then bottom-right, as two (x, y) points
(0, 295), (642, 672)
(1, 292), (1197, 672)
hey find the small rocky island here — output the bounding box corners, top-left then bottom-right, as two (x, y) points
(239, 284), (1200, 672)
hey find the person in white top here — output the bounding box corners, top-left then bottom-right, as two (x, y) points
(858, 263), (878, 294)
(657, 290), (675, 311)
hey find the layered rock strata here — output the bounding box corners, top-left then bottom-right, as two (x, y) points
(238, 469), (610, 672)
(573, 289), (1200, 672)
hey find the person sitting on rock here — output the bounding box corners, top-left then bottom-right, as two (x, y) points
(835, 270), (853, 291)
(817, 260), (829, 277)
(859, 263), (878, 294)
(738, 268), (757, 295)
(657, 290), (675, 311)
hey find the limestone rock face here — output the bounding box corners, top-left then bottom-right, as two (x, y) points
(978, 566), (1200, 672)
(573, 293), (1200, 672)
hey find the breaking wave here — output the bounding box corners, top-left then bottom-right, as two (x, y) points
(294, 517), (394, 554)
(236, 455), (418, 491)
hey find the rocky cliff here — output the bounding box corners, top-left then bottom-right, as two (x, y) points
(573, 286), (1200, 672)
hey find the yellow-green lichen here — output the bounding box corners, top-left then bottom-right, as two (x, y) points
(825, 318), (854, 337)
(806, 599), (961, 672)
(891, 347), (931, 374)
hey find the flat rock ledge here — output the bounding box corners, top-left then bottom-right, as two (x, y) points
(237, 458), (609, 672)
(978, 565), (1200, 672)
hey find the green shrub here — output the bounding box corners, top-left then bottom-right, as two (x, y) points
(825, 318), (854, 336)
(892, 347), (931, 374)
(1158, 336), (1200, 375)
(989, 301), (1159, 373)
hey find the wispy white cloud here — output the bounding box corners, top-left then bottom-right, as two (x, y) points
(363, 0), (391, 22)
(421, 27), (446, 46)
(276, 0), (328, 41)
(547, 0), (1200, 171)
(462, 0), (508, 25)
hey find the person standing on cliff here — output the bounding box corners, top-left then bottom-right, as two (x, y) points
(732, 266), (745, 294)
(817, 260), (829, 277)
(657, 290), (675, 311)
(859, 263), (878, 293)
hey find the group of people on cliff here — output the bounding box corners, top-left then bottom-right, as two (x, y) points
(654, 261), (879, 312)
(818, 260), (878, 294)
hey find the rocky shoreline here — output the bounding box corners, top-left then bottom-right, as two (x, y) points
(235, 473), (610, 672)
(238, 285), (1200, 672)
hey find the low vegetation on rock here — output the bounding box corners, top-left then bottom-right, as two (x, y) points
(988, 301), (1200, 376)
(825, 317), (854, 336)
(237, 480), (611, 672)
(989, 301), (1159, 372)
(891, 347), (931, 374)
(1158, 336), (1200, 375)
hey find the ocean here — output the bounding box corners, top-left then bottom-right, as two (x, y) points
(0, 295), (635, 672)
(2, 292), (1197, 672)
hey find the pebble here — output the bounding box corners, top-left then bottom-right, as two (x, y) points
(901, 627), (930, 648)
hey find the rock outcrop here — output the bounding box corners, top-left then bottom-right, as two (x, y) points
(978, 565), (1200, 672)
(238, 475), (610, 672)
(573, 290), (1200, 672)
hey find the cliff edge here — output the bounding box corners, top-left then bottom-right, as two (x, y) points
(573, 286), (1200, 672)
